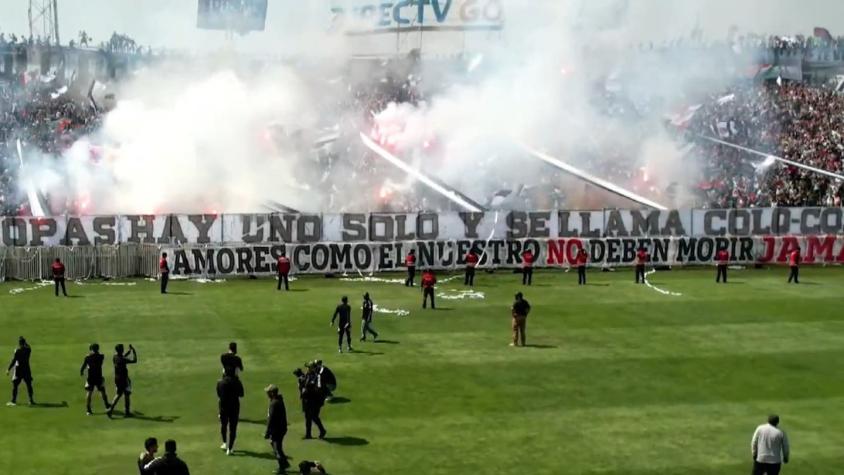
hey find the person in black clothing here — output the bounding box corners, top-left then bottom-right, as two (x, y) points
(217, 367), (243, 455)
(331, 296), (353, 353)
(142, 439), (190, 475)
(138, 437), (158, 474)
(6, 337), (34, 406)
(159, 253), (170, 294)
(360, 292), (378, 342)
(264, 384), (290, 474)
(511, 293), (531, 347)
(80, 343), (110, 415)
(220, 342), (243, 376)
(298, 460), (327, 474)
(301, 373), (327, 440)
(107, 343), (137, 418)
(52, 258), (67, 297)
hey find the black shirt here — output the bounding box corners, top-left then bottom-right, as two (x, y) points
(362, 299), (373, 322)
(512, 299), (531, 317)
(81, 353), (105, 380)
(143, 453), (190, 475)
(265, 397), (288, 439)
(7, 345), (31, 377)
(332, 303), (351, 328)
(114, 351), (136, 381)
(216, 376), (244, 410)
(220, 353), (243, 374)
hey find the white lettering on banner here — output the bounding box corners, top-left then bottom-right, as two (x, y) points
(3, 209), (844, 247)
(330, 0), (504, 33)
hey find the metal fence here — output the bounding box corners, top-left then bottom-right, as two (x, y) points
(1, 244), (160, 282)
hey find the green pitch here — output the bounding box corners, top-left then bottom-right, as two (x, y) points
(2, 267), (844, 475)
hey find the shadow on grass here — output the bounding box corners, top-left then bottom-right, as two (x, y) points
(327, 396), (351, 405)
(323, 436), (368, 446)
(163, 291), (192, 296)
(348, 349), (384, 356)
(29, 401), (68, 409)
(239, 418), (265, 425)
(583, 283), (610, 287)
(234, 450), (284, 461)
(66, 295), (85, 299)
(373, 340), (399, 345)
(286, 289), (310, 292)
(523, 344), (557, 350)
(131, 411), (179, 423)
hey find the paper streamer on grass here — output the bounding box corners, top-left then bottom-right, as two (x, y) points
(340, 276), (406, 284)
(9, 280), (52, 295)
(644, 269), (683, 297)
(374, 305), (410, 317)
(439, 289), (486, 300)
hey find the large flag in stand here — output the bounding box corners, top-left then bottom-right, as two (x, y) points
(197, 0), (268, 33)
(814, 27), (833, 42)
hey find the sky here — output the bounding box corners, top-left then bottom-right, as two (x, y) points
(2, 0), (844, 55)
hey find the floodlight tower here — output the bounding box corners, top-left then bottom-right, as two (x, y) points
(28, 0), (60, 44)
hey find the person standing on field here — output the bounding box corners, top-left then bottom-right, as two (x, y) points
(635, 247), (649, 284)
(751, 415), (789, 475)
(576, 247), (588, 285)
(264, 384), (290, 474)
(360, 293), (378, 342)
(421, 269), (437, 309)
(331, 296), (353, 353)
(6, 337), (34, 406)
(277, 252), (291, 291)
(217, 367), (243, 455)
(521, 249), (534, 286)
(716, 248), (730, 283)
(80, 343), (110, 415)
(464, 250), (479, 286)
(107, 343), (137, 418)
(159, 252), (170, 294)
(404, 249), (417, 287)
(510, 293), (531, 347)
(787, 247), (801, 284)
(52, 258), (68, 297)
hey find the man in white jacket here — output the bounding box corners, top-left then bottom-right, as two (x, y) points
(751, 415), (790, 475)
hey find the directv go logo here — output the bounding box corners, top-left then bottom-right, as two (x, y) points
(331, 0), (504, 30)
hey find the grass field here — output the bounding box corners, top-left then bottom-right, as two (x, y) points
(2, 267), (844, 474)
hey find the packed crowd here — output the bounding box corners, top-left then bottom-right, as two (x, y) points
(688, 81), (844, 208)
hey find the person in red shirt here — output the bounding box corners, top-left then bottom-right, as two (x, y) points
(159, 252), (170, 294)
(576, 248), (588, 286)
(277, 252), (291, 291)
(51, 258), (67, 297)
(788, 247), (801, 284)
(421, 269), (437, 309)
(635, 247), (649, 284)
(521, 250), (534, 286)
(464, 250), (479, 287)
(404, 250), (417, 287)
(716, 248), (730, 283)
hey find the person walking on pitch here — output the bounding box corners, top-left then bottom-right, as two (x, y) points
(264, 384), (290, 474)
(464, 250), (479, 286)
(80, 343), (110, 415)
(521, 249), (535, 286)
(277, 252), (291, 291)
(52, 258), (68, 297)
(751, 415), (790, 475)
(421, 269), (437, 309)
(576, 247), (588, 285)
(331, 296), (353, 353)
(301, 373), (327, 440)
(217, 367), (243, 455)
(107, 343), (138, 418)
(360, 293), (378, 342)
(404, 249), (417, 287)
(159, 252), (170, 294)
(635, 247), (649, 284)
(138, 437), (158, 474)
(788, 247), (801, 284)
(6, 337), (34, 406)
(511, 293), (531, 347)
(716, 248), (730, 283)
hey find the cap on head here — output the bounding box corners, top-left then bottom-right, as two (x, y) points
(229, 342), (237, 353)
(768, 414), (780, 426)
(265, 384), (279, 395)
(144, 437), (158, 450)
(164, 439), (176, 454)
(162, 252), (167, 258)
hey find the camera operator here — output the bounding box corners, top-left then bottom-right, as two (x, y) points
(301, 369), (327, 440)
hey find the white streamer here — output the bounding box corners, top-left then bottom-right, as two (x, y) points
(644, 269), (683, 297)
(373, 305), (410, 317)
(439, 289), (486, 300)
(9, 280), (52, 295)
